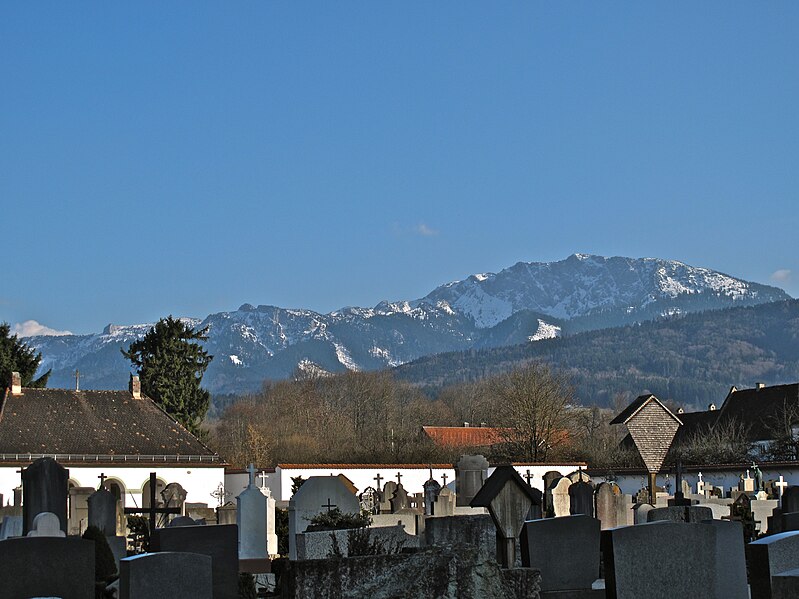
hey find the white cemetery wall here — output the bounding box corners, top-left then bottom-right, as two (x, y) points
(504, 464), (587, 494)
(0, 465), (224, 510)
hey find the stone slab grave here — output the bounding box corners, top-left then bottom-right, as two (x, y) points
(0, 536), (95, 599)
(594, 482), (624, 529)
(632, 502), (653, 524)
(67, 485), (93, 535)
(602, 520), (747, 599)
(424, 514), (496, 558)
(569, 480), (594, 517)
(748, 531), (799, 599)
(520, 515), (600, 594)
(22, 456), (69, 535)
(782, 486), (799, 513)
(0, 515), (23, 539)
(454, 454), (489, 507)
(288, 475), (359, 560)
(751, 499), (780, 534)
(647, 505), (713, 523)
(551, 477), (572, 517)
(431, 486), (456, 516)
(542, 470), (563, 515)
(380, 480), (398, 513)
(151, 524), (239, 599)
(237, 464), (269, 560)
(295, 524), (419, 560)
(119, 551), (213, 599)
(371, 511), (418, 535)
(28, 511), (66, 537)
(88, 487), (118, 536)
(772, 568), (799, 599)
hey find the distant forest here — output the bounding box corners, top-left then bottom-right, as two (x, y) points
(395, 299), (799, 410)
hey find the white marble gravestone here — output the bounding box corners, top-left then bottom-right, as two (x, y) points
(27, 512), (65, 537)
(551, 477), (572, 517)
(259, 472), (279, 556)
(237, 465), (268, 560)
(288, 476), (359, 560)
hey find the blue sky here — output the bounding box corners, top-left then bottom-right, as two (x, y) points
(2, 3), (798, 335)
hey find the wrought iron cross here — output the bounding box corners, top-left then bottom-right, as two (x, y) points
(374, 473), (383, 489)
(441, 473), (448, 486)
(98, 473), (107, 489)
(396, 472), (403, 485)
(322, 498), (337, 512)
(525, 470), (533, 486)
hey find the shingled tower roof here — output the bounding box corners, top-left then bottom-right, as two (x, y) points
(611, 394), (682, 474)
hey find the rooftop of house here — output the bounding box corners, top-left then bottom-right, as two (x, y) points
(0, 381), (220, 463)
(421, 425), (510, 448)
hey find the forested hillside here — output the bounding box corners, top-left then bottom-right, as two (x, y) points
(395, 300), (799, 409)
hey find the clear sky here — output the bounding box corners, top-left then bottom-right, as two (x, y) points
(2, 2), (798, 335)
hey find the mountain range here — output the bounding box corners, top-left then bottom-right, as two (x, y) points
(22, 254), (790, 397)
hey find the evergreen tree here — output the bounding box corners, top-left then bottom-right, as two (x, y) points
(122, 316), (212, 435)
(0, 322), (50, 388)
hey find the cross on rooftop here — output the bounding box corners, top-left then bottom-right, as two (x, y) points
(322, 498), (337, 512)
(374, 473), (383, 489)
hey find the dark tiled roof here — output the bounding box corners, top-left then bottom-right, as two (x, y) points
(672, 409), (720, 444)
(610, 394), (683, 426)
(718, 383), (799, 442)
(0, 388), (218, 458)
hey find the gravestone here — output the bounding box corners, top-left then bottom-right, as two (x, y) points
(749, 531), (799, 599)
(551, 477), (572, 517)
(772, 569), (799, 599)
(423, 478), (442, 516)
(782, 486), (799, 514)
(454, 454), (489, 507)
(120, 551), (213, 599)
(216, 502), (237, 525)
(88, 488), (118, 536)
(569, 481), (594, 517)
(68, 485), (94, 535)
(261, 485), (279, 556)
(389, 483), (410, 513)
(237, 465), (268, 560)
(22, 457), (69, 535)
(633, 502), (653, 524)
(595, 482), (623, 529)
(647, 505), (713, 523)
(568, 470), (592, 484)
(0, 515), (23, 540)
(740, 471), (756, 493)
(380, 481), (398, 513)
(296, 524), (419, 560)
(432, 487), (456, 516)
(168, 515), (199, 527)
(542, 471), (563, 514)
(702, 520), (748, 599)
(0, 536), (94, 599)
(520, 515), (600, 592)
(288, 476), (359, 560)
(603, 521), (745, 599)
(27, 511), (66, 537)
(151, 524), (238, 599)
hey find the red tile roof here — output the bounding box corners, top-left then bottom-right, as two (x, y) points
(421, 426), (510, 448)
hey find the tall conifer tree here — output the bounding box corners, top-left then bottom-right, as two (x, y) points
(122, 316), (212, 435)
(0, 323), (50, 388)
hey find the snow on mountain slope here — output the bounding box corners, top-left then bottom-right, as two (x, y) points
(23, 254), (789, 394)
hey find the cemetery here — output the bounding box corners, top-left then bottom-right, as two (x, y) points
(4, 375), (799, 597)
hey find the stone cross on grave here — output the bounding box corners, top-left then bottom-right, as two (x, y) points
(374, 473), (383, 490)
(525, 470), (534, 486)
(776, 476), (789, 507)
(247, 464), (256, 487)
(123, 472), (181, 532)
(258, 471), (268, 490)
(441, 473), (448, 486)
(98, 473), (108, 490)
(396, 472), (403, 486)
(322, 498), (337, 512)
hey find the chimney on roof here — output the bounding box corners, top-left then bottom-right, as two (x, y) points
(756, 383), (766, 390)
(708, 403), (717, 411)
(129, 374), (141, 399)
(10, 372), (21, 395)
(463, 422), (470, 428)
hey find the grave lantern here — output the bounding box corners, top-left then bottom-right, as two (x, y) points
(610, 394), (682, 505)
(471, 465), (543, 568)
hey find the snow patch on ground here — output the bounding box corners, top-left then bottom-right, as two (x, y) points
(229, 355), (243, 366)
(528, 319), (561, 342)
(333, 342), (359, 371)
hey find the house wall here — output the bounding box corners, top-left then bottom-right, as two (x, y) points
(0, 464), (225, 509)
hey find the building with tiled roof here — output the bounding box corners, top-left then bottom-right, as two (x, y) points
(421, 425), (510, 449)
(0, 372), (225, 533)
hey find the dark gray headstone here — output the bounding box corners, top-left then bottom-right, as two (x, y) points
(749, 531), (799, 599)
(521, 515), (600, 592)
(773, 568), (799, 599)
(647, 505), (713, 523)
(168, 516), (199, 527)
(151, 524), (238, 599)
(783, 487), (799, 514)
(88, 488), (117, 536)
(390, 483), (410, 513)
(455, 454), (489, 507)
(22, 457), (69, 535)
(542, 471), (563, 513)
(0, 536), (94, 599)
(702, 520), (748, 599)
(569, 481), (594, 517)
(603, 521), (743, 599)
(120, 551), (212, 599)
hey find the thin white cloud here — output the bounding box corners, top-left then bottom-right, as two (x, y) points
(771, 269), (792, 283)
(414, 223), (438, 237)
(12, 320), (73, 338)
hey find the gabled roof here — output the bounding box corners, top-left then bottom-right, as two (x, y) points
(0, 387), (219, 461)
(718, 383), (799, 441)
(471, 464), (542, 507)
(421, 426), (509, 448)
(610, 394), (683, 426)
